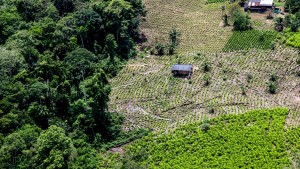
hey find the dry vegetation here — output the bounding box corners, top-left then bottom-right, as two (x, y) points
(141, 0), (232, 52)
(109, 47), (300, 131)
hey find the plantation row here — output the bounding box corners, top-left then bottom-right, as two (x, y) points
(223, 30), (277, 51)
(109, 47), (300, 132)
(125, 108), (299, 168)
(142, 0), (233, 52)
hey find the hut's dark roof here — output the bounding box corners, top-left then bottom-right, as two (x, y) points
(171, 64), (193, 71)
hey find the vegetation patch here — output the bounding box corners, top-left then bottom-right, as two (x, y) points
(286, 32), (300, 48)
(223, 30), (277, 51)
(126, 108), (291, 168)
(206, 0), (228, 4)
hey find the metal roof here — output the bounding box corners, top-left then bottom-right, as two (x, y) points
(249, 0), (273, 6)
(171, 64), (193, 71)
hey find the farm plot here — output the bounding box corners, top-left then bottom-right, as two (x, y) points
(141, 0), (275, 53)
(108, 47), (300, 132)
(141, 0), (232, 52)
(126, 108), (291, 169)
(223, 30), (277, 51)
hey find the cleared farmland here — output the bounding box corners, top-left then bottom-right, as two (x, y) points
(109, 47), (300, 132)
(141, 0), (232, 52)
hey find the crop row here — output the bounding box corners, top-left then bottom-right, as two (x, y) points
(125, 108), (292, 168)
(109, 47), (300, 132)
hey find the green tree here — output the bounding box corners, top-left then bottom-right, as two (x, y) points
(232, 10), (252, 31)
(168, 28), (181, 55)
(0, 7), (23, 44)
(32, 125), (77, 169)
(274, 17), (284, 32)
(64, 48), (97, 85)
(285, 0), (300, 14)
(51, 0), (75, 16)
(0, 133), (26, 169)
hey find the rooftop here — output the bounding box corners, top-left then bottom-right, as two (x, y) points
(171, 64), (193, 71)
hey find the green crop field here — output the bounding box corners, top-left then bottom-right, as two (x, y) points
(223, 30), (277, 51)
(126, 108), (298, 168)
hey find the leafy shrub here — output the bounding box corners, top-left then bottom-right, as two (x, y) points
(269, 72), (277, 82)
(155, 43), (165, 55)
(200, 118), (210, 132)
(202, 58), (212, 72)
(232, 10), (252, 31)
(274, 17), (284, 32)
(240, 85), (246, 95)
(203, 73), (211, 86)
(268, 81), (277, 94)
(247, 73), (253, 83)
(286, 32), (300, 48)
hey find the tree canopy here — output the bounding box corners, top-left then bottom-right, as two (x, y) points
(0, 0), (146, 167)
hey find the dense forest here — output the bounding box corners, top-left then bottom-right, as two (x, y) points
(0, 0), (147, 168)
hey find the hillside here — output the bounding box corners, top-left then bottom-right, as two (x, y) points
(125, 108), (300, 168)
(0, 0), (299, 168)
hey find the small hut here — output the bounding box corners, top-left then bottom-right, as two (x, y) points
(171, 64), (194, 78)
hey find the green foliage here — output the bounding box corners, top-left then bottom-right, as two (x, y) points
(126, 108), (291, 168)
(286, 127), (300, 168)
(202, 58), (212, 72)
(274, 17), (284, 32)
(268, 81), (278, 94)
(0, 0), (146, 167)
(268, 73), (278, 94)
(168, 28), (181, 55)
(203, 73), (211, 86)
(31, 125), (77, 169)
(232, 10), (252, 31)
(200, 117), (210, 132)
(284, 0), (300, 14)
(286, 32), (300, 48)
(206, 0), (228, 4)
(155, 43), (165, 56)
(223, 30), (277, 51)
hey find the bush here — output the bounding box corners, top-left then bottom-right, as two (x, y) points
(202, 58), (212, 72)
(168, 28), (181, 55)
(232, 10), (252, 31)
(201, 118), (210, 132)
(268, 81), (277, 94)
(274, 17), (284, 32)
(269, 72), (277, 82)
(203, 73), (211, 86)
(240, 85), (247, 95)
(155, 43), (165, 55)
(247, 73), (253, 83)
(284, 0), (300, 14)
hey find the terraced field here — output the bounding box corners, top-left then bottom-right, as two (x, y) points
(141, 0), (275, 53)
(141, 0), (232, 52)
(109, 47), (300, 132)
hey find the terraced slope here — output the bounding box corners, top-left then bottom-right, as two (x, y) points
(141, 0), (232, 52)
(109, 47), (300, 131)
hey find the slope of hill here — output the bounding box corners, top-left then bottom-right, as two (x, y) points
(109, 47), (300, 132)
(125, 108), (300, 168)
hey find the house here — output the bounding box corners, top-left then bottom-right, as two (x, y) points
(171, 64), (194, 78)
(245, 0), (274, 11)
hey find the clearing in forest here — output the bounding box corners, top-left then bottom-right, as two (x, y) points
(109, 47), (300, 132)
